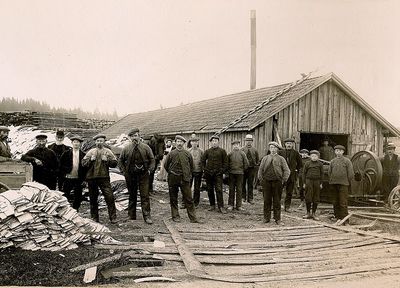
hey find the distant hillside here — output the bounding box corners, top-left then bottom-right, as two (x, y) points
(0, 97), (119, 121)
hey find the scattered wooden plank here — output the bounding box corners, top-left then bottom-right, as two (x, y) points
(353, 213), (400, 224)
(70, 253), (122, 272)
(351, 220), (377, 229)
(196, 260), (400, 283)
(355, 212), (400, 218)
(163, 220), (206, 276)
(83, 266), (97, 283)
(336, 213), (353, 226)
(284, 214), (400, 243)
(178, 224), (323, 234)
(134, 277), (178, 283)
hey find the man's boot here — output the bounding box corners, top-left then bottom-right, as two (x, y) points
(208, 205), (215, 211)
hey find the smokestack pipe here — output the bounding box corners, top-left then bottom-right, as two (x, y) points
(250, 10), (256, 90)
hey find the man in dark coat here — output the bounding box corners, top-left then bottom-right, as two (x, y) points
(119, 128), (155, 224)
(0, 126), (12, 162)
(241, 134), (260, 204)
(59, 135), (86, 211)
(21, 134), (59, 189)
(164, 135), (199, 223)
(278, 138), (303, 212)
(82, 134), (118, 224)
(148, 133), (165, 192)
(380, 143), (400, 202)
(48, 130), (71, 190)
(201, 135), (228, 213)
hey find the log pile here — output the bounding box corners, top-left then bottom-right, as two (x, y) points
(0, 182), (117, 251)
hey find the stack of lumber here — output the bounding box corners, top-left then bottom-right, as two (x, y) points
(30, 111), (79, 129)
(0, 182), (116, 251)
(8, 126), (72, 159)
(0, 111), (34, 127)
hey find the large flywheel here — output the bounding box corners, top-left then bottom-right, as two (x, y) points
(351, 150), (383, 196)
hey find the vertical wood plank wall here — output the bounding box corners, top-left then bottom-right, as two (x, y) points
(274, 80), (384, 156)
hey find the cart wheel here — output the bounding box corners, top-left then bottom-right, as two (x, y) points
(351, 151), (383, 195)
(388, 185), (400, 212)
(0, 182), (10, 193)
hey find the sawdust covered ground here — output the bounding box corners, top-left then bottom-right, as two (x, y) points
(1, 181), (400, 286)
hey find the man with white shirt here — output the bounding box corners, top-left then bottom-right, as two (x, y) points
(59, 135), (86, 211)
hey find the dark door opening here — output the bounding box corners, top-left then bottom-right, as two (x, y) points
(300, 133), (349, 156)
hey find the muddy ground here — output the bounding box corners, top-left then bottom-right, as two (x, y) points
(1, 181), (400, 287)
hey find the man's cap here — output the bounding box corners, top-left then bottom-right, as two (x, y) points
(0, 126), (10, 132)
(35, 134), (48, 140)
(175, 135), (187, 143)
(127, 128), (140, 136)
(231, 140), (241, 145)
(387, 143), (396, 150)
(334, 145), (346, 151)
(284, 138), (295, 143)
(209, 135), (220, 141)
(70, 135), (83, 142)
(245, 134), (254, 141)
(300, 149), (309, 154)
(189, 135), (200, 142)
(310, 150), (320, 156)
(165, 138), (172, 143)
(268, 141), (280, 149)
(56, 130), (65, 137)
(93, 134), (107, 140)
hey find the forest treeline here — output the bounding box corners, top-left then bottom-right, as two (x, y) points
(0, 97), (119, 120)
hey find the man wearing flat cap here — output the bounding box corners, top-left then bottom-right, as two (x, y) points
(48, 130), (71, 190)
(328, 145), (354, 224)
(241, 134), (260, 204)
(201, 134), (228, 213)
(82, 134), (118, 224)
(258, 142), (290, 225)
(119, 128), (155, 224)
(22, 134), (59, 189)
(227, 140), (249, 211)
(59, 135), (86, 211)
(278, 138), (303, 212)
(188, 135), (204, 207)
(164, 135), (199, 223)
(380, 143), (400, 202)
(0, 126), (12, 162)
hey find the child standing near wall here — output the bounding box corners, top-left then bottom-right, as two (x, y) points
(302, 150), (324, 220)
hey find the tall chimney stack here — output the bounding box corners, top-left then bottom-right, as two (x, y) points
(250, 10), (256, 90)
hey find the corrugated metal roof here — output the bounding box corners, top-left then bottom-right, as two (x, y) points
(102, 73), (400, 138)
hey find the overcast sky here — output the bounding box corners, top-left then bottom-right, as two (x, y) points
(0, 0), (399, 126)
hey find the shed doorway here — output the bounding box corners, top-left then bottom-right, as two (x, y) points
(299, 133), (349, 156)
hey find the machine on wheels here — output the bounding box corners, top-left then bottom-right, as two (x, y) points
(0, 161), (33, 193)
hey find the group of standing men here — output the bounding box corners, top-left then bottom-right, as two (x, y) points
(1, 124), (399, 227)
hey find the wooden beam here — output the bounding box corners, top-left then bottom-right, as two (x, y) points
(178, 224), (323, 234)
(284, 214), (400, 243)
(70, 253), (122, 272)
(353, 213), (400, 224)
(163, 220), (206, 276)
(336, 213), (353, 226)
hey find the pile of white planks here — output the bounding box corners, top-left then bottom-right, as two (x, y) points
(0, 182), (116, 251)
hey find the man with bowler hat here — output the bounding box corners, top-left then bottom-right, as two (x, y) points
(48, 130), (71, 190)
(278, 138), (302, 212)
(119, 128), (155, 224)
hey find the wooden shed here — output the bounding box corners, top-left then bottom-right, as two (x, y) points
(102, 73), (400, 157)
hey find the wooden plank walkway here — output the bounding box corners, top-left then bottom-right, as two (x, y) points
(96, 217), (400, 283)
